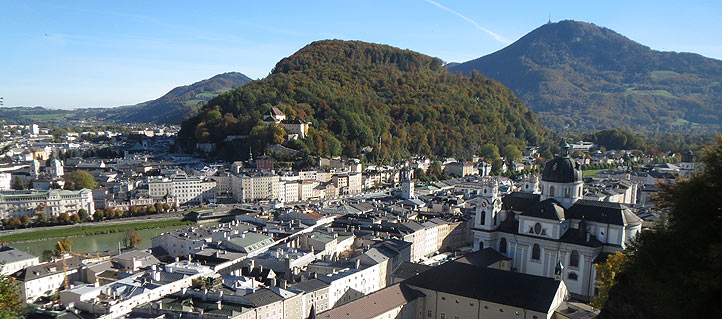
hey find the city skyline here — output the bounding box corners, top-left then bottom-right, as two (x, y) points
(2, 0), (721, 109)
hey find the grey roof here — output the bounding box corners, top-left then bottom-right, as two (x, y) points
(242, 288), (285, 307)
(502, 192), (540, 211)
(390, 262), (432, 280)
(567, 200), (642, 226)
(289, 278), (329, 293)
(0, 246), (37, 264)
(403, 261), (562, 313)
(455, 248), (511, 267)
(12, 256), (84, 281)
(521, 198), (566, 221)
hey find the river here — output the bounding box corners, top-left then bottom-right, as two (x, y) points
(9, 225), (191, 257)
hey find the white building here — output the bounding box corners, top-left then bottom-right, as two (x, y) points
(148, 175), (216, 205)
(0, 189), (95, 219)
(0, 172), (11, 190)
(231, 173), (280, 202)
(0, 246), (40, 276)
(472, 143), (643, 301)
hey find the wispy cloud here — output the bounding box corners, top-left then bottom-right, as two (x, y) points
(423, 0), (510, 44)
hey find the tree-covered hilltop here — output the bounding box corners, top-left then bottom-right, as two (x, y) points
(178, 40), (549, 162)
(449, 20), (722, 134)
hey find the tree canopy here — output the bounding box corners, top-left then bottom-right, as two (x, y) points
(64, 170), (97, 190)
(599, 136), (722, 319)
(178, 40), (548, 163)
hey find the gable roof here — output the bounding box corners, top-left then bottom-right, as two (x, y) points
(403, 261), (562, 313)
(521, 198), (566, 221)
(567, 200), (642, 226)
(502, 192), (540, 211)
(317, 283), (424, 319)
(455, 248), (511, 267)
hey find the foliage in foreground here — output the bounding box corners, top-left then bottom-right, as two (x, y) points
(599, 136), (722, 318)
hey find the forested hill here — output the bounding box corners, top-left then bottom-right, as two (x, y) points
(103, 72), (252, 124)
(448, 20), (722, 134)
(178, 40), (549, 162)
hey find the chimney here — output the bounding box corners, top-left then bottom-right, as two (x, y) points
(202, 288), (208, 301)
(216, 300), (222, 310)
(355, 259), (361, 269)
(280, 279), (287, 289)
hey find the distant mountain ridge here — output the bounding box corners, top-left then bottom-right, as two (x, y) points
(101, 72), (252, 124)
(449, 20), (722, 133)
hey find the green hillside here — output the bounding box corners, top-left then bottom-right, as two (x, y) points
(102, 72), (252, 124)
(449, 20), (722, 134)
(178, 40), (550, 163)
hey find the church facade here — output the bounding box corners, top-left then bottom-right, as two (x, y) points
(472, 142), (642, 300)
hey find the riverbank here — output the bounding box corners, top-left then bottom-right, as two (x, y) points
(0, 219), (194, 243)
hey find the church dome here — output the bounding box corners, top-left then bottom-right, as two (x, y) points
(542, 141), (582, 183)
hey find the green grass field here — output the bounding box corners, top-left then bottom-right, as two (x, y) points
(583, 169), (605, 177)
(624, 88), (675, 98)
(650, 70), (680, 81)
(0, 219), (193, 243)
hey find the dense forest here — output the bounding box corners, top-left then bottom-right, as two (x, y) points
(449, 20), (722, 134)
(178, 40), (550, 163)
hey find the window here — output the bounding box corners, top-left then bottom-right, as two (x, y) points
(428, 310), (432, 318)
(480, 211), (486, 225)
(570, 250), (580, 267)
(440, 313), (446, 319)
(534, 223), (542, 235)
(565, 186), (570, 198)
(499, 238), (507, 254)
(532, 244), (541, 260)
(549, 186), (555, 197)
(568, 272), (578, 281)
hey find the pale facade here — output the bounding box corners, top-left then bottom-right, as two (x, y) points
(0, 189), (95, 219)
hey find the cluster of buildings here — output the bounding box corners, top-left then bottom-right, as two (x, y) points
(3, 149), (609, 318)
(0, 120), (694, 318)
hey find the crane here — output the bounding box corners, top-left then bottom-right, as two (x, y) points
(56, 240), (70, 290)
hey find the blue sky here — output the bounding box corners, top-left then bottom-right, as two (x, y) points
(2, 0), (720, 109)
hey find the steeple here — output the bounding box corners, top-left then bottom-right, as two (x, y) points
(559, 139), (570, 157)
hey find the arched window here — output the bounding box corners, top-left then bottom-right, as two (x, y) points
(570, 250), (579, 267)
(480, 211), (486, 225)
(532, 244), (541, 260)
(549, 186), (555, 197)
(568, 272), (578, 281)
(499, 238), (507, 254)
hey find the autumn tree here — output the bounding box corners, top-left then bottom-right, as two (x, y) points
(591, 251), (628, 309)
(54, 238), (72, 256)
(77, 209), (89, 221)
(0, 268), (23, 318)
(20, 215), (31, 227)
(122, 230), (142, 248)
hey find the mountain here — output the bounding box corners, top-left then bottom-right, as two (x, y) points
(103, 72), (252, 124)
(448, 20), (722, 133)
(178, 40), (550, 162)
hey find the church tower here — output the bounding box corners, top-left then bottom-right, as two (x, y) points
(401, 169), (414, 200)
(473, 178), (502, 250)
(520, 174), (540, 194)
(540, 140), (583, 208)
